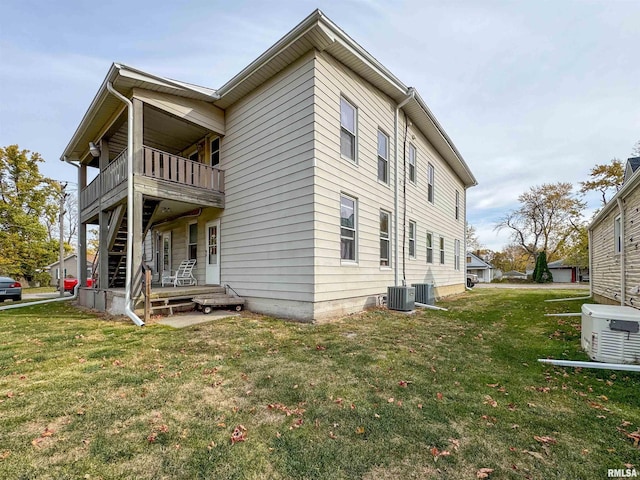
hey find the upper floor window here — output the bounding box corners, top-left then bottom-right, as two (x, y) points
(380, 210), (391, 267)
(211, 137), (220, 167)
(427, 163), (435, 204)
(426, 232), (433, 264)
(340, 97), (357, 161)
(189, 150), (199, 162)
(614, 216), (622, 254)
(455, 190), (460, 220)
(408, 144), (417, 184)
(377, 130), (389, 183)
(341, 195), (357, 261)
(439, 236), (445, 264)
(409, 220), (416, 259)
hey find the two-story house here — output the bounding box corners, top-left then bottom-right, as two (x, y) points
(61, 10), (477, 323)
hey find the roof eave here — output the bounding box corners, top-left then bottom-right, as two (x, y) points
(589, 167), (640, 230)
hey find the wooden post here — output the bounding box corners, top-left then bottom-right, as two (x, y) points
(144, 267), (151, 323)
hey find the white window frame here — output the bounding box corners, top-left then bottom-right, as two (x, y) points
(454, 239), (461, 271)
(426, 231), (433, 264)
(210, 137), (220, 167)
(455, 190), (460, 220)
(187, 221), (198, 261)
(614, 216), (622, 254)
(427, 163), (435, 204)
(340, 194), (357, 262)
(340, 97), (357, 162)
(439, 236), (445, 265)
(377, 129), (389, 184)
(409, 220), (416, 259)
(408, 143), (417, 185)
(380, 210), (391, 267)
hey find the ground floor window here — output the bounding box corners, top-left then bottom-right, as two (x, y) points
(454, 239), (460, 270)
(380, 210), (391, 267)
(409, 220), (416, 259)
(426, 232), (433, 264)
(439, 236), (445, 264)
(340, 195), (357, 261)
(188, 223), (197, 260)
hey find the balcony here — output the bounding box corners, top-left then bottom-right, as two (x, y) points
(80, 146), (225, 220)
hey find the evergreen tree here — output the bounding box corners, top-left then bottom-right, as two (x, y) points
(533, 251), (553, 283)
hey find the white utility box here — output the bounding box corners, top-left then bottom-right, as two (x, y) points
(581, 304), (640, 364)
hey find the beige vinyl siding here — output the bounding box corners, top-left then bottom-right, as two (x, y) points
(218, 52), (316, 302)
(592, 184), (640, 307)
(313, 51), (465, 301)
(624, 186), (640, 307)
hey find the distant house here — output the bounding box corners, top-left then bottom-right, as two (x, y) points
(547, 259), (588, 283)
(502, 270), (527, 280)
(61, 10), (477, 321)
(466, 252), (494, 283)
(45, 254), (94, 287)
(588, 156), (640, 308)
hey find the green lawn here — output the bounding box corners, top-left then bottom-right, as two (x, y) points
(0, 289), (638, 479)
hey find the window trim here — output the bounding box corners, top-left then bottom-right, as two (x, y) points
(427, 163), (435, 204)
(408, 143), (417, 185)
(454, 239), (461, 271)
(377, 129), (390, 184)
(340, 96), (357, 163)
(426, 231), (433, 264)
(340, 194), (358, 263)
(210, 136), (220, 167)
(408, 220), (416, 259)
(614, 215), (622, 254)
(380, 209), (391, 267)
(187, 221), (198, 261)
(439, 236), (445, 265)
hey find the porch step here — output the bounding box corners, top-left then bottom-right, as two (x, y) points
(149, 297), (196, 315)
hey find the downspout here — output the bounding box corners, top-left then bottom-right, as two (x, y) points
(106, 82), (144, 327)
(616, 197), (625, 306)
(0, 158), (81, 312)
(394, 87), (415, 286)
(587, 227), (593, 299)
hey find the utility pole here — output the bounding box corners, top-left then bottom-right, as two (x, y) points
(59, 183), (68, 298)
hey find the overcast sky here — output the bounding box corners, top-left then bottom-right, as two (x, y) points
(1, 0), (638, 250)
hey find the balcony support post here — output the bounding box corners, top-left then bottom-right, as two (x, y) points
(98, 140), (110, 290)
(131, 99), (145, 300)
(78, 164), (88, 288)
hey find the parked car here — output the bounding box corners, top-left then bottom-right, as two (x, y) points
(466, 273), (478, 288)
(0, 276), (22, 302)
(59, 277), (93, 293)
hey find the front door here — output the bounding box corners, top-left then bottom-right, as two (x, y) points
(205, 219), (220, 285)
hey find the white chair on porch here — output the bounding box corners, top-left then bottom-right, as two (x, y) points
(161, 259), (197, 287)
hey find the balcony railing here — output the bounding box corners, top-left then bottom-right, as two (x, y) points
(80, 146), (224, 210)
(141, 146), (224, 192)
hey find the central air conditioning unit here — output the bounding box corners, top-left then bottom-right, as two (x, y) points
(581, 304), (640, 364)
(412, 283), (434, 305)
(387, 286), (415, 312)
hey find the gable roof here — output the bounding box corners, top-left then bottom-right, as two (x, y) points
(466, 252), (493, 269)
(590, 156), (640, 230)
(625, 156), (640, 183)
(61, 9), (477, 187)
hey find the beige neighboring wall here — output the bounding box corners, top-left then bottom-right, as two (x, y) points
(312, 50), (466, 315)
(590, 176), (640, 308)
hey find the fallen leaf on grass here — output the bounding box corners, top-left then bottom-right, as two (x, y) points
(627, 430), (640, 447)
(315, 345), (326, 351)
(487, 383), (499, 388)
(534, 436), (557, 445)
(328, 431), (337, 439)
(436, 392), (443, 401)
(448, 438), (460, 451)
(230, 425), (247, 445)
(0, 451), (10, 460)
(483, 395), (498, 407)
(356, 426), (365, 435)
(523, 450), (544, 460)
(476, 468), (494, 478)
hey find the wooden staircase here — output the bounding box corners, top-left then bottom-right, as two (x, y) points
(94, 199), (159, 288)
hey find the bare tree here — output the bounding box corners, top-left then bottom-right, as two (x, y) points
(465, 223), (483, 252)
(495, 182), (585, 262)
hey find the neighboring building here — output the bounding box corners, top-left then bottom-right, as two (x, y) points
(45, 255), (93, 287)
(61, 10), (477, 321)
(466, 252), (494, 283)
(588, 156), (640, 308)
(502, 270), (527, 280)
(547, 259), (588, 283)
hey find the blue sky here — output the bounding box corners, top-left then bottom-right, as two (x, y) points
(1, 0), (638, 250)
